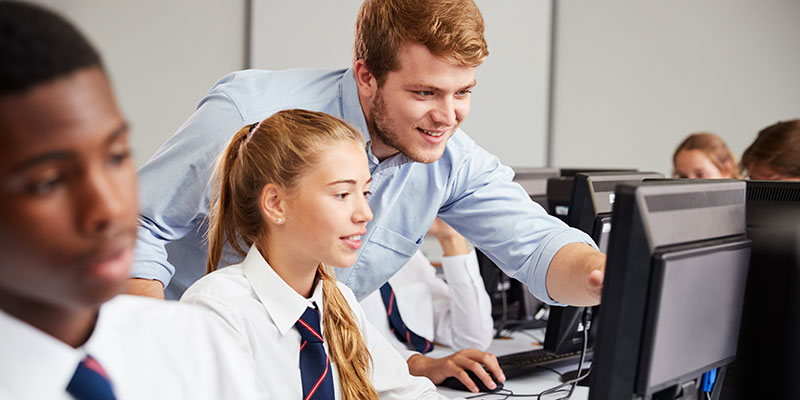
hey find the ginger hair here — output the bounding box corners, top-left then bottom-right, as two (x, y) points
(354, 0), (488, 83)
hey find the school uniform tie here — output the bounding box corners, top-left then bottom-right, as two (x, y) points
(66, 355), (117, 400)
(379, 282), (433, 353)
(295, 306), (335, 400)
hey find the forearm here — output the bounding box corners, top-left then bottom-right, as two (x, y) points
(439, 251), (494, 350)
(545, 243), (606, 306)
(123, 278), (165, 299)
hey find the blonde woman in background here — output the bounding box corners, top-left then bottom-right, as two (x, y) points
(673, 132), (742, 179)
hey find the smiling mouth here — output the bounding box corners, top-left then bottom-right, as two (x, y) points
(340, 234), (364, 250)
(418, 128), (446, 137)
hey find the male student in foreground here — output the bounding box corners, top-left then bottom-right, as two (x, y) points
(0, 3), (266, 398)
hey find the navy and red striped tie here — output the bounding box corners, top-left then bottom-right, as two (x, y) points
(66, 355), (116, 400)
(295, 306), (334, 400)
(379, 282), (433, 353)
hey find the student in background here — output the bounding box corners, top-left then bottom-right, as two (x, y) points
(672, 132), (742, 179)
(361, 218), (497, 392)
(180, 110), (450, 399)
(0, 3), (266, 399)
(741, 119), (800, 181)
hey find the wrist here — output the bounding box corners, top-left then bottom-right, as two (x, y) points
(406, 354), (431, 376)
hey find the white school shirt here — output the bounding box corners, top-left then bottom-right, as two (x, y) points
(180, 245), (452, 400)
(361, 249), (494, 360)
(0, 295), (267, 400)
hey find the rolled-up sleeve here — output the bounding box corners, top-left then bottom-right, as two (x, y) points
(133, 83), (246, 286)
(437, 138), (598, 305)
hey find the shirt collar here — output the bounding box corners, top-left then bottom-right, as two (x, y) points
(242, 245), (325, 336)
(0, 308), (89, 399)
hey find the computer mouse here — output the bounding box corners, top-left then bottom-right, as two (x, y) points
(440, 369), (504, 393)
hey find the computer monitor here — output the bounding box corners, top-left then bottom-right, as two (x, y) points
(720, 181), (800, 399)
(511, 167), (559, 210)
(543, 172), (664, 358)
(478, 167), (570, 328)
(476, 168), (560, 329)
(589, 180), (751, 400)
(567, 172), (664, 253)
(546, 168), (637, 222)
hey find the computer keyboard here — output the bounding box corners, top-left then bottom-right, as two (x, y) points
(497, 348), (590, 379)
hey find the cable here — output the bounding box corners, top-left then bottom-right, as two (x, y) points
(535, 308), (592, 399)
(469, 309), (593, 400)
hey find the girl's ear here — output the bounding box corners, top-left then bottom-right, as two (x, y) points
(259, 183), (288, 226)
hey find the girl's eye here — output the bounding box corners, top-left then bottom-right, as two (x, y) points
(336, 193), (349, 200)
(364, 190), (373, 199)
(109, 150), (131, 166)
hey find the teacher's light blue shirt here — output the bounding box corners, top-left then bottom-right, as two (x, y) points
(134, 67), (597, 302)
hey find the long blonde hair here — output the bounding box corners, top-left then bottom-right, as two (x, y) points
(208, 109), (378, 400)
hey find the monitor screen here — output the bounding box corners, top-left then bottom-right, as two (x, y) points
(639, 243), (749, 393)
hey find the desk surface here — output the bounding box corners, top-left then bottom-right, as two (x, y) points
(432, 329), (590, 399)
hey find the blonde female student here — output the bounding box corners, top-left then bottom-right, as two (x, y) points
(180, 109), (449, 400)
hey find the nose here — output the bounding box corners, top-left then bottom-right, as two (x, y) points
(77, 166), (125, 235)
(431, 96), (458, 128)
(353, 194), (373, 225)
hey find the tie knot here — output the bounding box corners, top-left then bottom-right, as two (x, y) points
(295, 306), (324, 343)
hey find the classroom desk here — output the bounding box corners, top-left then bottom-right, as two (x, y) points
(432, 328), (590, 399)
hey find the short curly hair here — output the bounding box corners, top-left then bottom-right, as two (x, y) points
(0, 1), (102, 96)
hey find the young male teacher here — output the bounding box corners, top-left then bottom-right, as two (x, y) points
(132, 0), (605, 386)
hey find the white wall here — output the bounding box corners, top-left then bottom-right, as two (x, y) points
(550, 0), (800, 176)
(25, 1), (800, 173)
(29, 0), (247, 167)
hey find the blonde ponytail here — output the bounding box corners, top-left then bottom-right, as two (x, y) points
(319, 265), (379, 400)
(207, 125), (253, 273)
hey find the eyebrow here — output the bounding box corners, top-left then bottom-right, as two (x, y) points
(327, 176), (373, 186)
(407, 80), (477, 92)
(10, 122), (129, 174)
